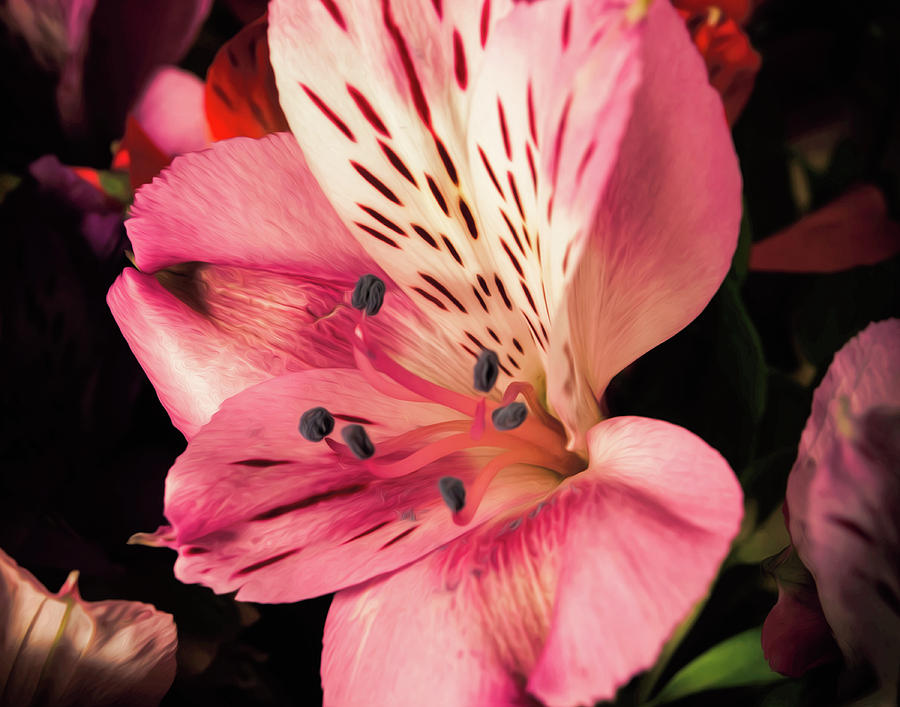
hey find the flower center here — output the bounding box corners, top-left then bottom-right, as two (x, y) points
(300, 275), (583, 525)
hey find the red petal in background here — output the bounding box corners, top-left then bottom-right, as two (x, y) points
(204, 15), (289, 140)
(750, 185), (900, 273)
(116, 116), (172, 190)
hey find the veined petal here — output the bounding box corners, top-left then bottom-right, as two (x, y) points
(205, 15), (289, 140)
(548, 0), (742, 449)
(115, 133), (470, 435)
(0, 548), (176, 707)
(127, 132), (366, 275)
(157, 370), (558, 602)
(269, 0), (567, 392)
(323, 417), (742, 706)
(786, 319), (900, 699)
(468, 0), (645, 446)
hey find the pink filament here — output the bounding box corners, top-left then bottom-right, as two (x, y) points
(354, 322), (476, 416)
(366, 433), (501, 479)
(453, 449), (553, 526)
(470, 397), (486, 440)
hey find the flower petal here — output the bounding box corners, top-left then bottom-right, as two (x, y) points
(205, 15), (289, 140)
(548, 0), (742, 449)
(269, 0), (569, 392)
(762, 547), (841, 678)
(131, 67), (208, 158)
(786, 319), (900, 699)
(126, 132), (366, 275)
(0, 548), (176, 707)
(157, 369), (558, 602)
(116, 134), (472, 435)
(750, 185), (900, 273)
(323, 416), (742, 706)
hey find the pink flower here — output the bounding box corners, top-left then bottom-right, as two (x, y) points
(0, 548), (176, 706)
(110, 0), (744, 703)
(763, 319), (900, 703)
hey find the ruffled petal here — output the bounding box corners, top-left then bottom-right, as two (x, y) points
(127, 132), (367, 276)
(205, 15), (288, 140)
(109, 262), (460, 438)
(786, 319), (900, 699)
(548, 0), (742, 449)
(116, 134), (473, 435)
(0, 548), (176, 707)
(323, 416), (742, 706)
(750, 185), (900, 273)
(156, 369), (558, 602)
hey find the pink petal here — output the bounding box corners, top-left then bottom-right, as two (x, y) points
(0, 548), (176, 706)
(115, 134), (470, 436)
(269, 0), (550, 393)
(750, 185), (900, 273)
(130, 66), (208, 158)
(157, 369), (558, 602)
(323, 416), (742, 706)
(548, 0), (742, 449)
(126, 132), (367, 275)
(465, 0), (645, 446)
(786, 319), (900, 699)
(109, 261), (454, 439)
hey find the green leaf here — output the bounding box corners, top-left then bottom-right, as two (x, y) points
(731, 203), (753, 285)
(647, 627), (784, 706)
(97, 169), (133, 206)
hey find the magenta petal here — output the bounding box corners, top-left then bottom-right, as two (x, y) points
(161, 369), (557, 602)
(785, 319), (900, 699)
(323, 417), (742, 706)
(0, 548), (176, 706)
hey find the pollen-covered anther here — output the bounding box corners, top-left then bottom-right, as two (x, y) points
(438, 476), (466, 512)
(473, 349), (499, 392)
(492, 402), (528, 431)
(299, 406), (335, 442)
(341, 424), (376, 459)
(351, 273), (386, 315)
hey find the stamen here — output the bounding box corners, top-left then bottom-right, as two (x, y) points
(452, 449), (552, 526)
(299, 406), (335, 442)
(351, 274), (386, 315)
(438, 476), (466, 512)
(341, 424), (375, 459)
(353, 324), (476, 416)
(364, 432), (496, 479)
(492, 402), (528, 431)
(470, 397), (486, 440)
(473, 349), (499, 392)
(501, 381), (561, 431)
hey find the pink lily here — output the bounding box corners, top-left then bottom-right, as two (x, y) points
(110, 0), (744, 703)
(763, 319), (900, 703)
(0, 548), (176, 706)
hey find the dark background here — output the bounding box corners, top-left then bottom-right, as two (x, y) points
(1, 0), (898, 704)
